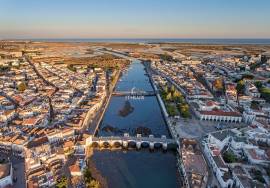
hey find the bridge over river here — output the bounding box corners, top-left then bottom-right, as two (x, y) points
(87, 133), (178, 150)
(112, 90), (156, 97)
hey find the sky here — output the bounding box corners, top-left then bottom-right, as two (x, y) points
(0, 0), (270, 39)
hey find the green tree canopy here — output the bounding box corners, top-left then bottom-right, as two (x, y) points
(223, 151), (237, 163)
(170, 85), (175, 92)
(88, 180), (100, 188)
(213, 78), (223, 91)
(178, 103), (190, 118)
(166, 92), (172, 101)
(17, 82), (27, 92)
(236, 80), (245, 95)
(56, 176), (68, 188)
(164, 86), (168, 93)
(172, 90), (181, 99)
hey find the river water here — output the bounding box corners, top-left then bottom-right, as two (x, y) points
(91, 60), (181, 188)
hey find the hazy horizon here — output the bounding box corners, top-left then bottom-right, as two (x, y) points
(1, 0), (270, 39)
(2, 37), (270, 40)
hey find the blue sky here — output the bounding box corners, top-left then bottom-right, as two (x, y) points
(0, 0), (270, 39)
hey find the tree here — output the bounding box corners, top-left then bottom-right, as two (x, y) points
(260, 87), (270, 102)
(179, 103), (191, 118)
(83, 169), (100, 188)
(166, 92), (172, 101)
(255, 81), (270, 102)
(67, 64), (76, 72)
(176, 96), (184, 104)
(172, 90), (181, 99)
(251, 101), (260, 110)
(236, 80), (245, 95)
(166, 104), (177, 117)
(17, 82), (27, 92)
(223, 151), (237, 163)
(84, 169), (93, 184)
(251, 169), (265, 183)
(170, 85), (175, 92)
(89, 180), (100, 188)
(160, 54), (174, 61)
(164, 86), (168, 93)
(236, 80), (245, 105)
(213, 78), (223, 91)
(56, 176), (68, 188)
(254, 81), (263, 89)
(0, 65), (10, 72)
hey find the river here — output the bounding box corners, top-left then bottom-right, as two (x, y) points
(91, 60), (181, 188)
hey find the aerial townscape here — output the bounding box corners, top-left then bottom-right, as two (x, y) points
(0, 40), (270, 188)
(1, 1), (270, 188)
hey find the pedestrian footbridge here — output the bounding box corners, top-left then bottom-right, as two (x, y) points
(86, 133), (178, 150)
(112, 90), (156, 97)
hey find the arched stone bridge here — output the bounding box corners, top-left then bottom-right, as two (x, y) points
(86, 133), (178, 150)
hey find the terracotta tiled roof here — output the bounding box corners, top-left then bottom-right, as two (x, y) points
(64, 141), (74, 148)
(199, 110), (241, 117)
(22, 118), (40, 126)
(69, 164), (80, 173)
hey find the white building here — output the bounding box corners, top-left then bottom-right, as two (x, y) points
(198, 110), (242, 123)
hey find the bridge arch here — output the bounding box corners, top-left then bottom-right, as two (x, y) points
(102, 141), (110, 148)
(91, 142), (99, 148)
(128, 140), (137, 148)
(154, 142), (162, 149)
(112, 141), (122, 148)
(141, 141), (150, 148)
